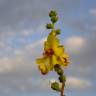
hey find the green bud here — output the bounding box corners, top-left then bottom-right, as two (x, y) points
(46, 23), (53, 29)
(54, 64), (63, 76)
(51, 81), (61, 92)
(51, 16), (58, 23)
(57, 69), (63, 76)
(54, 64), (60, 71)
(49, 10), (57, 17)
(59, 75), (66, 83)
(55, 29), (61, 35)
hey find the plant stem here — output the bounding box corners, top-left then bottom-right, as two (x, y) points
(61, 81), (65, 96)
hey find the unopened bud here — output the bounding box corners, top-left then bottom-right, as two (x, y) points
(51, 81), (61, 92)
(55, 29), (61, 35)
(59, 75), (66, 83)
(54, 64), (63, 76)
(51, 16), (58, 23)
(57, 69), (63, 76)
(46, 23), (53, 29)
(49, 10), (57, 17)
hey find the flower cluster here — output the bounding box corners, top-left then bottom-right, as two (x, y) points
(36, 10), (70, 75)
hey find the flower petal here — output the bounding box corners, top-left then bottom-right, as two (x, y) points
(44, 41), (51, 51)
(47, 31), (60, 47)
(60, 53), (70, 66)
(47, 31), (56, 42)
(52, 38), (60, 48)
(36, 57), (46, 65)
(38, 63), (48, 75)
(52, 55), (59, 66)
(54, 46), (64, 56)
(46, 57), (54, 71)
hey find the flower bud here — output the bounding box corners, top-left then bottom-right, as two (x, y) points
(51, 16), (58, 23)
(54, 64), (63, 76)
(54, 64), (60, 71)
(57, 69), (63, 76)
(46, 23), (53, 29)
(59, 75), (66, 83)
(51, 81), (61, 92)
(49, 10), (57, 17)
(55, 29), (61, 35)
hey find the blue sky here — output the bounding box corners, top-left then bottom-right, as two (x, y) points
(0, 0), (96, 96)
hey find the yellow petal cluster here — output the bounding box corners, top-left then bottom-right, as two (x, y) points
(36, 31), (69, 75)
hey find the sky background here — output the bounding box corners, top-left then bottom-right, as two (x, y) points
(0, 0), (96, 96)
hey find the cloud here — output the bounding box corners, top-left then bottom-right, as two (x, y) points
(0, 0), (62, 33)
(65, 36), (86, 53)
(0, 77), (34, 95)
(25, 37), (47, 50)
(33, 76), (92, 93)
(19, 29), (34, 37)
(89, 8), (96, 16)
(63, 9), (96, 87)
(0, 36), (47, 75)
(0, 57), (13, 72)
(0, 55), (25, 73)
(0, 41), (6, 48)
(0, 48), (38, 75)
(66, 77), (91, 90)
(0, 0), (81, 34)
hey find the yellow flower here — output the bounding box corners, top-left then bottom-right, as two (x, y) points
(36, 31), (69, 74)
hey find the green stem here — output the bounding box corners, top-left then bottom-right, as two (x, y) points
(52, 22), (55, 30)
(61, 81), (65, 96)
